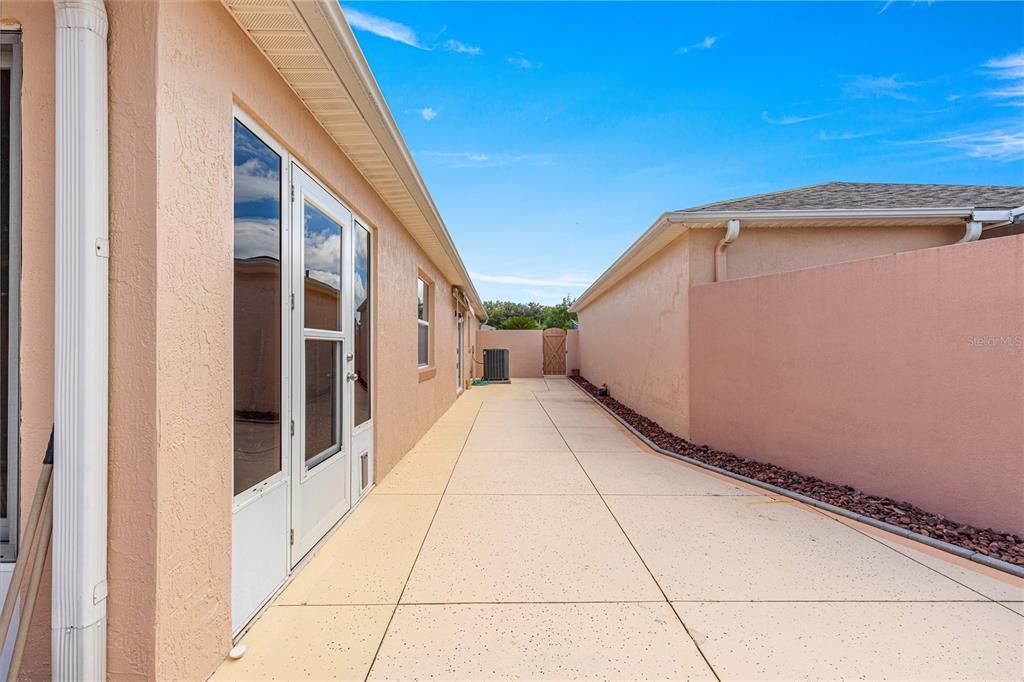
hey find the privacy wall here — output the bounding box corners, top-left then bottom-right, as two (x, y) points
(690, 236), (1024, 535)
(475, 330), (580, 377)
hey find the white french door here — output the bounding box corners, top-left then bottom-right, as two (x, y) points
(289, 165), (354, 565)
(231, 112), (374, 635)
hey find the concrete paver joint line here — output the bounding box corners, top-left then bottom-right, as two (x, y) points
(533, 388), (723, 682)
(215, 379), (1024, 682)
(363, 399), (484, 682)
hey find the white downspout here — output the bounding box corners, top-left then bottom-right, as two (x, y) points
(957, 220), (982, 244)
(52, 1), (109, 680)
(714, 219), (741, 282)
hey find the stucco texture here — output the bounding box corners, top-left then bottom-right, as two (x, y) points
(577, 221), (1021, 536)
(474, 330), (579, 378)
(476, 330), (544, 378)
(5, 1), (475, 679)
(142, 3), (471, 678)
(578, 234), (692, 438)
(686, 223), (963, 284)
(689, 236), (1024, 535)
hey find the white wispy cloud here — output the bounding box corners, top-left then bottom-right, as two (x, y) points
(418, 151), (554, 168)
(444, 39), (481, 55)
(676, 35), (718, 55)
(843, 74), (920, 101)
(342, 7), (480, 55)
(471, 272), (592, 288)
(945, 94), (963, 102)
(912, 128), (1024, 162)
(343, 7), (425, 49)
(879, 0), (935, 15)
(507, 54), (540, 69)
(983, 50), (1024, 106)
(817, 130), (878, 141)
(762, 111), (830, 125)
(419, 107), (438, 121)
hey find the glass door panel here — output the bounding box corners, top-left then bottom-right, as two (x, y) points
(303, 201), (342, 331)
(232, 120), (283, 496)
(230, 114), (289, 635)
(304, 338), (340, 469)
(353, 223), (371, 427)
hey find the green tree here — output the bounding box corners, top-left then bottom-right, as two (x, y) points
(499, 315), (539, 330)
(484, 300), (545, 328)
(541, 295), (578, 330)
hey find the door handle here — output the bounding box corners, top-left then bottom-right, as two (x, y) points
(347, 372), (359, 382)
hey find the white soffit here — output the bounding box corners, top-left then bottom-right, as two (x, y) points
(221, 0), (485, 318)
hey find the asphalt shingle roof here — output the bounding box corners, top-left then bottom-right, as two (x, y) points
(682, 182), (1024, 213)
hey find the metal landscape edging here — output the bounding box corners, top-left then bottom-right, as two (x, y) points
(568, 380), (1024, 580)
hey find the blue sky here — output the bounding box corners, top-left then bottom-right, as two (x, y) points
(343, 1), (1024, 304)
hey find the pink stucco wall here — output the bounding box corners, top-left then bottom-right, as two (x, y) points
(576, 223), (968, 442)
(477, 330), (545, 377)
(689, 236), (1024, 535)
(578, 233), (692, 437)
(474, 329), (579, 378)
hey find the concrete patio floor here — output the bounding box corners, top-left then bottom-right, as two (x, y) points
(214, 377), (1024, 681)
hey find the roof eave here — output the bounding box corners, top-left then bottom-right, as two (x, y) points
(570, 206), (982, 314)
(293, 1), (487, 320)
(668, 206), (976, 221)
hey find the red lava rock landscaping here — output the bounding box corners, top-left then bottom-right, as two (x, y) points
(570, 376), (1024, 566)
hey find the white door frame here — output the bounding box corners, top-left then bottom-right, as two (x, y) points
(350, 218), (374, 501)
(230, 110), (376, 633)
(289, 162), (353, 566)
(230, 109), (291, 635)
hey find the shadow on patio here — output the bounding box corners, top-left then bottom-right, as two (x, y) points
(214, 378), (1024, 681)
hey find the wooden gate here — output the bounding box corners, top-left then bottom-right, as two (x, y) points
(542, 328), (567, 375)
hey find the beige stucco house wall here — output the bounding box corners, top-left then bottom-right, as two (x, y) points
(2, 1), (485, 679)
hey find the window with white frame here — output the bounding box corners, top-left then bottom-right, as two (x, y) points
(417, 278), (430, 367)
(1, 31), (22, 562)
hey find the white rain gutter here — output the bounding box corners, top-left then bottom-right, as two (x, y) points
(52, 1), (109, 679)
(974, 206), (1024, 232)
(571, 205), (987, 313)
(713, 219), (741, 282)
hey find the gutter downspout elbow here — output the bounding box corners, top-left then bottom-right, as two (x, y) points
(52, 1), (109, 679)
(714, 219), (741, 282)
(957, 220), (982, 244)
